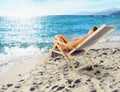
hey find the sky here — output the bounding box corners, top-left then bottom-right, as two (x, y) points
(0, 0), (120, 16)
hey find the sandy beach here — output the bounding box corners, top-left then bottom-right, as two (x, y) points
(0, 42), (120, 92)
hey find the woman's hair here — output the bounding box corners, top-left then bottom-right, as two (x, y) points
(93, 26), (98, 32)
(88, 26), (98, 35)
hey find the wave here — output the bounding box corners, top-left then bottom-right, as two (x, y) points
(0, 46), (48, 71)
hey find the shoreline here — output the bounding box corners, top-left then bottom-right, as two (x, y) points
(0, 42), (120, 92)
(0, 54), (47, 85)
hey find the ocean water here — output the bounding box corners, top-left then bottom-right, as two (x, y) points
(0, 15), (120, 71)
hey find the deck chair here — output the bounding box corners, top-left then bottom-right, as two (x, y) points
(45, 24), (116, 72)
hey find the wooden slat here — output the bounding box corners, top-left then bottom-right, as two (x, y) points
(52, 50), (62, 55)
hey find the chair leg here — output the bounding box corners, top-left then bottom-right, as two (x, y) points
(64, 54), (78, 73)
(45, 44), (57, 63)
(53, 52), (57, 61)
(45, 54), (50, 63)
(83, 52), (94, 66)
(85, 55), (94, 65)
(55, 43), (78, 73)
(46, 42), (78, 73)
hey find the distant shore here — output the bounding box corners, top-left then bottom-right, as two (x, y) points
(0, 42), (120, 92)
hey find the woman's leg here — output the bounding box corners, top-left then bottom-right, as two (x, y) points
(55, 35), (63, 42)
(65, 36), (87, 50)
(60, 35), (69, 43)
(54, 35), (68, 50)
(55, 34), (69, 43)
(55, 35), (87, 51)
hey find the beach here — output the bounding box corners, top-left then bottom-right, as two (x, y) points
(0, 15), (120, 92)
(0, 42), (120, 92)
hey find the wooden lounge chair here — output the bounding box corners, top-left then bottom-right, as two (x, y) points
(45, 24), (116, 72)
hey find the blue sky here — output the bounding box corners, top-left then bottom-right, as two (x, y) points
(0, 0), (120, 16)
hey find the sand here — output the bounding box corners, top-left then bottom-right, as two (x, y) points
(0, 42), (120, 92)
(0, 54), (46, 85)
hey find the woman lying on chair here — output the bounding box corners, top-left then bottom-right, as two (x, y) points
(55, 26), (98, 51)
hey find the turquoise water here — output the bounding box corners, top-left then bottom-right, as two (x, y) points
(0, 15), (120, 69)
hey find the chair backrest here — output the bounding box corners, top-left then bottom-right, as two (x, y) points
(68, 24), (116, 55)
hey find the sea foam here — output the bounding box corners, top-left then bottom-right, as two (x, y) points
(0, 46), (48, 72)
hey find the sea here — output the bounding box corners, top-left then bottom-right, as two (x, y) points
(0, 15), (120, 72)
